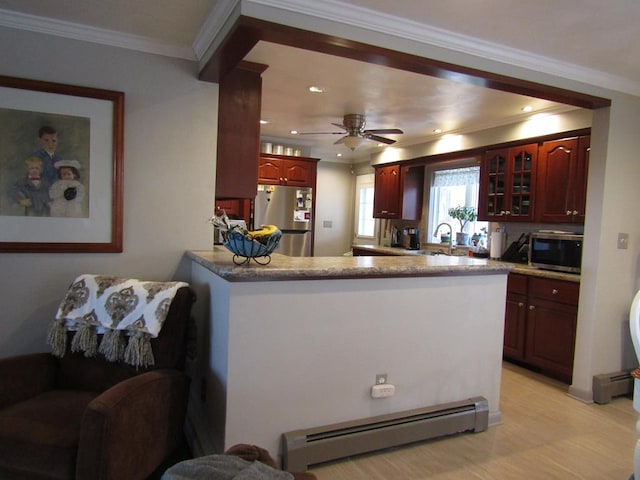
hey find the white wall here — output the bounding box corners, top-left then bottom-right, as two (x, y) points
(0, 27), (217, 356)
(313, 161), (354, 256)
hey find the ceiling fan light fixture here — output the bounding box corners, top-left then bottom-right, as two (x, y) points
(343, 135), (365, 151)
(308, 85), (325, 93)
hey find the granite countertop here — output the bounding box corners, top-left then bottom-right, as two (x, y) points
(187, 247), (512, 282)
(352, 244), (580, 283)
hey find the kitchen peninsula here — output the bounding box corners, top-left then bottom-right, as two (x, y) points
(185, 247), (512, 461)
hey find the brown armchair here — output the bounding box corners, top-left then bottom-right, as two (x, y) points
(0, 284), (196, 480)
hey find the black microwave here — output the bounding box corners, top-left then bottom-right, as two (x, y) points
(528, 232), (583, 274)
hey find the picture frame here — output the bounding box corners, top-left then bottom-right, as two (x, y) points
(0, 75), (124, 253)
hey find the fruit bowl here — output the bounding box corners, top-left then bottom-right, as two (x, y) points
(223, 228), (282, 265)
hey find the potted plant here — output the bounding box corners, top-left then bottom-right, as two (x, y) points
(448, 205), (477, 246)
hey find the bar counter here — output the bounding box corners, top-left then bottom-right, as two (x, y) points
(185, 246), (511, 460)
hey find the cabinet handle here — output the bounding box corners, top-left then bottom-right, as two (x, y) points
(499, 211), (506, 216)
(573, 210), (579, 215)
(283, 177), (288, 183)
(552, 289), (559, 295)
(279, 177), (284, 182)
(529, 305), (536, 310)
(505, 210), (511, 215)
(518, 302), (524, 308)
(566, 210), (572, 215)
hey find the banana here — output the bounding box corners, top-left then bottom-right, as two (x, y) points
(246, 225), (279, 245)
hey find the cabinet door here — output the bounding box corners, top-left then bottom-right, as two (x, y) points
(373, 165), (400, 218)
(479, 148), (508, 221)
(524, 298), (577, 383)
(282, 159), (314, 187)
(258, 158), (283, 185)
(536, 137), (580, 223)
(507, 144), (536, 221)
(504, 292), (527, 361)
(573, 136), (590, 223)
(479, 145), (537, 222)
(400, 165), (424, 221)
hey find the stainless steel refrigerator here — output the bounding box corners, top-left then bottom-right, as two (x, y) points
(254, 185), (313, 256)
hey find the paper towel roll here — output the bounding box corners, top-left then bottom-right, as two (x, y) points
(490, 232), (503, 259)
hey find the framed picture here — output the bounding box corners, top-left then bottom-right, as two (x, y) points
(0, 76), (124, 253)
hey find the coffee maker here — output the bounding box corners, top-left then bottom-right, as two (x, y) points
(406, 227), (420, 250)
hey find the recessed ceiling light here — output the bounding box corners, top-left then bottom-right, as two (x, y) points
(336, 153), (343, 157)
(260, 119), (269, 124)
(433, 128), (443, 134)
(290, 130), (299, 135)
(521, 105), (533, 113)
(308, 85), (325, 93)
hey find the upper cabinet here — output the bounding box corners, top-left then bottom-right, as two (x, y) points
(258, 154), (319, 187)
(373, 165), (400, 218)
(373, 164), (424, 220)
(535, 136), (589, 223)
(478, 144), (537, 222)
(479, 134), (590, 224)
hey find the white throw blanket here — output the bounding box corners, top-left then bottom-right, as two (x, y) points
(47, 274), (189, 367)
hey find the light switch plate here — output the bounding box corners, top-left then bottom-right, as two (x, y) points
(618, 232), (629, 249)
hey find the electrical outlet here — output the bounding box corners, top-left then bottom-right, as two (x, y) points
(376, 373), (387, 385)
(618, 232), (629, 250)
(371, 383), (395, 398)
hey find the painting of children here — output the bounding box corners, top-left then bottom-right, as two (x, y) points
(0, 107), (90, 218)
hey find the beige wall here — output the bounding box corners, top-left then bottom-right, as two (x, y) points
(0, 26), (217, 356)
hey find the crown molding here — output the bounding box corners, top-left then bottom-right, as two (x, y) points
(247, 0), (640, 97)
(192, 0), (239, 61)
(0, 8), (196, 60)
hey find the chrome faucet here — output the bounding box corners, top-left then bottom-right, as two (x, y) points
(434, 222), (454, 255)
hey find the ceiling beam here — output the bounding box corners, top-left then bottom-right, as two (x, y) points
(199, 15), (610, 110)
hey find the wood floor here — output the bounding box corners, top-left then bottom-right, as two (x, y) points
(308, 362), (636, 480)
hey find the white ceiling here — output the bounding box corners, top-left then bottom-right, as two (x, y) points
(2, 0), (638, 161)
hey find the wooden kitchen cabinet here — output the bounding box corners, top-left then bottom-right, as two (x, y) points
(535, 136), (589, 223)
(503, 273), (579, 383)
(503, 274), (528, 361)
(373, 164), (424, 220)
(215, 199), (250, 221)
(478, 144), (537, 222)
(373, 164), (400, 218)
(258, 154), (318, 187)
(351, 247), (398, 256)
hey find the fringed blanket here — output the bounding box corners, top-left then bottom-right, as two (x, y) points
(47, 274), (189, 368)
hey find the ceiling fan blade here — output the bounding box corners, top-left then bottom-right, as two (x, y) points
(364, 134), (396, 144)
(334, 136), (347, 145)
(363, 128), (404, 135)
(296, 131), (345, 135)
(331, 123), (347, 130)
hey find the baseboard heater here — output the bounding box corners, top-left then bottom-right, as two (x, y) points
(593, 371), (633, 404)
(281, 396), (488, 472)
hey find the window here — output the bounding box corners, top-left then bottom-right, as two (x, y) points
(355, 174), (375, 238)
(428, 165), (487, 242)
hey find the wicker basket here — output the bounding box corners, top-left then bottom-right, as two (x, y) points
(223, 229), (282, 265)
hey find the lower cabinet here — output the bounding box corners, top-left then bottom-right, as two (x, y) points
(503, 273), (579, 383)
(351, 247), (398, 256)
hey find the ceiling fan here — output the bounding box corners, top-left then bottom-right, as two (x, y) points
(296, 114), (403, 150)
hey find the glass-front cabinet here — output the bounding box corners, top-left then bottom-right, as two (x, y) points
(479, 144), (537, 222)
